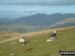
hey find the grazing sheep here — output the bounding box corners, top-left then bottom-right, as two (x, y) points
(50, 30), (56, 39)
(19, 37), (25, 44)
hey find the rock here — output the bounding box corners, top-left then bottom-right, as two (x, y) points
(10, 53), (15, 56)
(46, 39), (53, 42)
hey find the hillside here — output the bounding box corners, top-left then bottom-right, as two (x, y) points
(0, 31), (19, 42)
(9, 13), (75, 26)
(0, 27), (75, 56)
(0, 25), (44, 33)
(47, 18), (75, 29)
(0, 18), (75, 33)
(0, 14), (75, 33)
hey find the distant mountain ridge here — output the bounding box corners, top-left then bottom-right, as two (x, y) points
(9, 13), (75, 26)
(0, 21), (2, 25)
(0, 17), (13, 24)
(0, 18), (75, 33)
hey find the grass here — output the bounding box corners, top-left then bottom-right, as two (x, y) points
(0, 27), (75, 56)
(0, 31), (19, 41)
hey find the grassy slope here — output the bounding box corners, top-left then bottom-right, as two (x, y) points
(0, 25), (43, 33)
(0, 31), (19, 41)
(0, 27), (75, 56)
(47, 18), (75, 29)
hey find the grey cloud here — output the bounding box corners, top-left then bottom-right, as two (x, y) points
(53, 0), (75, 5)
(0, 0), (75, 6)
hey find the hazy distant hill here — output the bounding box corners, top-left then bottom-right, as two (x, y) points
(0, 21), (2, 25)
(0, 18), (75, 33)
(0, 13), (75, 33)
(47, 18), (75, 29)
(0, 17), (13, 24)
(9, 13), (75, 26)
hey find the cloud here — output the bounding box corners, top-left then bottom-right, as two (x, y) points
(0, 0), (75, 6)
(53, 0), (75, 5)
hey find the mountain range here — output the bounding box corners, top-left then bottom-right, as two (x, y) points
(8, 13), (75, 26)
(0, 17), (13, 24)
(0, 13), (75, 33)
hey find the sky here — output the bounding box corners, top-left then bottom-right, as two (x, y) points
(0, 0), (75, 18)
(0, 0), (75, 5)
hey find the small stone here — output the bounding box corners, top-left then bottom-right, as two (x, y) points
(46, 39), (53, 42)
(10, 53), (15, 56)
